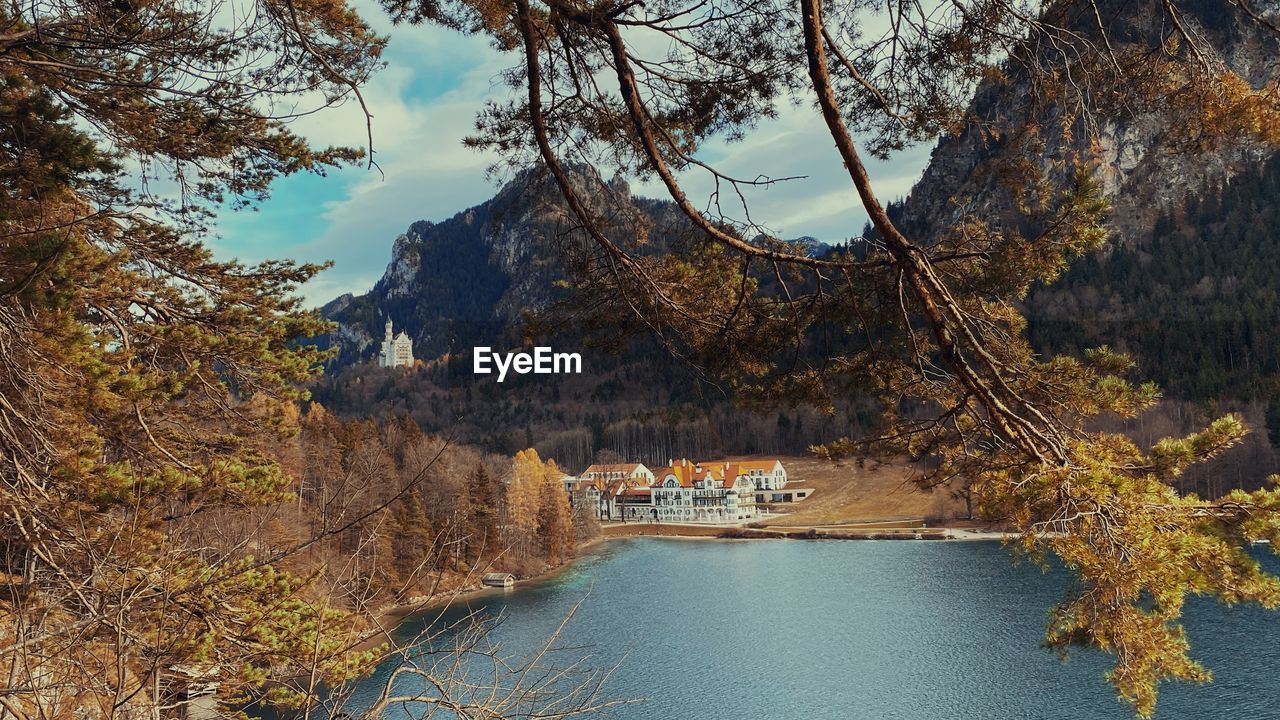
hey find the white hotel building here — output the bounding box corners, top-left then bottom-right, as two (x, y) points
(572, 459), (791, 523)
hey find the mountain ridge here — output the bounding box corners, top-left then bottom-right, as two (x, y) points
(314, 0), (1280, 484)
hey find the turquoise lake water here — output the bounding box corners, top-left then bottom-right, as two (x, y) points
(346, 538), (1280, 719)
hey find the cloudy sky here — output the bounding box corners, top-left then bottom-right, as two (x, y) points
(209, 8), (935, 306)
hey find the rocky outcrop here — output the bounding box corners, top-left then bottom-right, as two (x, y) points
(890, 0), (1280, 411)
(320, 166), (669, 366)
(900, 0), (1280, 247)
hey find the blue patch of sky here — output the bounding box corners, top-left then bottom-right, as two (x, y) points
(213, 168), (354, 262)
(210, 27), (490, 266)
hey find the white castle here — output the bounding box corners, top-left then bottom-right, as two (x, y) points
(378, 319), (414, 368)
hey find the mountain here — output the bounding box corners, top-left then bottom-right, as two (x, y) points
(320, 167), (588, 366)
(893, 0), (1280, 405)
(311, 168), (868, 470)
(900, 0), (1280, 247)
(1027, 154), (1280, 401)
(320, 167), (830, 368)
(894, 0), (1280, 487)
(316, 0), (1280, 483)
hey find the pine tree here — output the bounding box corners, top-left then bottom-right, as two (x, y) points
(390, 490), (436, 593)
(466, 464), (500, 562)
(0, 1), (385, 711)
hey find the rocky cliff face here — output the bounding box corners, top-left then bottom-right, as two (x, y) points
(900, 0), (1280, 247)
(894, 0), (1280, 415)
(320, 167), (678, 366)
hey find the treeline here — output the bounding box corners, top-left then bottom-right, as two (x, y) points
(535, 407), (876, 470)
(311, 350), (880, 471)
(1028, 153), (1280, 405)
(270, 406), (594, 611)
(1091, 399), (1280, 493)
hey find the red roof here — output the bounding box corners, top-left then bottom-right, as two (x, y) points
(652, 460), (726, 488)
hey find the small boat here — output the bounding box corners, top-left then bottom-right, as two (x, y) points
(482, 572), (516, 588)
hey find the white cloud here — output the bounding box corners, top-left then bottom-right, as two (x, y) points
(210, 18), (519, 303)
(635, 105), (932, 243)
(285, 43), (514, 303)
(211, 11), (935, 305)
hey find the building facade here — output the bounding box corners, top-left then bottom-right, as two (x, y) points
(572, 458), (793, 523)
(567, 464), (655, 521)
(646, 460), (759, 523)
(378, 319), (414, 368)
(579, 463), (655, 485)
(726, 459), (788, 490)
(571, 477), (645, 521)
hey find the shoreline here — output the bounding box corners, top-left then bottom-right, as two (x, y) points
(599, 521), (1015, 542)
(357, 535), (612, 651)
(372, 524), (1009, 623)
(342, 523), (1016, 662)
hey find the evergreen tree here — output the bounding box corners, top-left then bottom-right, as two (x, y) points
(390, 490), (436, 593)
(0, 0), (385, 712)
(466, 464), (500, 561)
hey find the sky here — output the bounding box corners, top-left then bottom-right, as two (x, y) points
(208, 5), (936, 306)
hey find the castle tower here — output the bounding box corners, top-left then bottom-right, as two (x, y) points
(378, 318), (414, 368)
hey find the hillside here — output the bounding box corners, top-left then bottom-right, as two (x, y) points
(899, 0), (1280, 247)
(315, 0), (1280, 487)
(888, 0), (1280, 486)
(320, 167), (606, 365)
(753, 456), (964, 528)
(1027, 154), (1280, 403)
(892, 0), (1280, 402)
(312, 168), (877, 468)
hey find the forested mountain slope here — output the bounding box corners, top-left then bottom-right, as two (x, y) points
(317, 0), (1280, 483)
(313, 168), (875, 469)
(1028, 154), (1280, 404)
(888, 0), (1280, 487)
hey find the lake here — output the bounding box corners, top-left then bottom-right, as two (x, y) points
(345, 538), (1280, 719)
